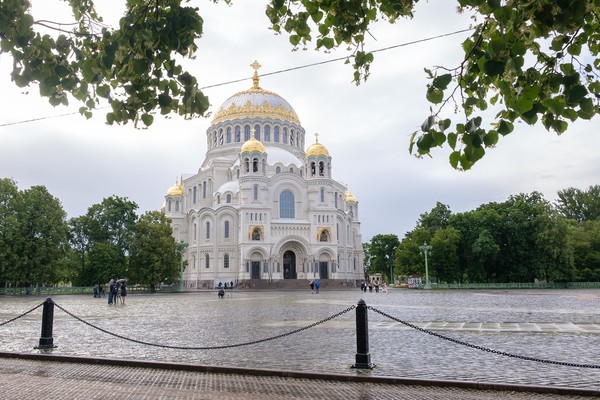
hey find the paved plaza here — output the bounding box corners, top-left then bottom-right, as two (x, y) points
(1, 289), (600, 394)
(0, 354), (597, 399)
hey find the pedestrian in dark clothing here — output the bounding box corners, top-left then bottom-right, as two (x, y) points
(315, 279), (320, 294)
(309, 280), (315, 293)
(120, 282), (127, 304)
(108, 279), (115, 305)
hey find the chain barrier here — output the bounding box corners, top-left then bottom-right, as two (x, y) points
(53, 301), (355, 350)
(368, 306), (600, 369)
(0, 301), (45, 327)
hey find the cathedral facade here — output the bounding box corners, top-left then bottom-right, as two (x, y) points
(164, 62), (364, 288)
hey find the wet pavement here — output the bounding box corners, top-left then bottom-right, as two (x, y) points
(0, 354), (597, 399)
(1, 289), (600, 390)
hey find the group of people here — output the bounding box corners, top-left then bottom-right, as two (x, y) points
(309, 279), (321, 294)
(217, 281), (234, 298)
(107, 279), (127, 305)
(360, 281), (388, 293)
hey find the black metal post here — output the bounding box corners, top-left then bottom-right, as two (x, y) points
(36, 297), (56, 349)
(352, 299), (375, 369)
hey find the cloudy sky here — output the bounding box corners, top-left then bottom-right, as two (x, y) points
(1, 1), (599, 242)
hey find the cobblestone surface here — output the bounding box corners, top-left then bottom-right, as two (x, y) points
(0, 357), (596, 400)
(1, 289), (600, 390)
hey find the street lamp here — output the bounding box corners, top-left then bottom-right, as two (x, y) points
(419, 242), (432, 290)
(176, 240), (188, 292)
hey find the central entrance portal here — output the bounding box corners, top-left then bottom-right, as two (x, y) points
(319, 261), (328, 279)
(251, 261), (261, 279)
(283, 250), (297, 279)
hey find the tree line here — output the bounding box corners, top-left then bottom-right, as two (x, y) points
(364, 185), (600, 284)
(0, 178), (181, 291)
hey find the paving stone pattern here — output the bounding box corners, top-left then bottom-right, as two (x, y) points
(0, 358), (595, 400)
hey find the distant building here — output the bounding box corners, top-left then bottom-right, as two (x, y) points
(163, 61), (364, 288)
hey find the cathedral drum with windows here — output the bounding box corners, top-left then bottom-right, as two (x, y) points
(163, 61), (364, 289)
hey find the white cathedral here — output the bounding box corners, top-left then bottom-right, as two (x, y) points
(163, 61), (364, 288)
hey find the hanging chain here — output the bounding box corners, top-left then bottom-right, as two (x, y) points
(368, 305), (600, 369)
(54, 301), (355, 351)
(0, 301), (45, 327)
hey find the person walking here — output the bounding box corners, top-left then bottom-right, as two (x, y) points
(315, 279), (320, 294)
(309, 280), (315, 293)
(107, 279), (115, 305)
(120, 282), (127, 304)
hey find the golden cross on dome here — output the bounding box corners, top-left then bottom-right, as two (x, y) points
(314, 132), (319, 143)
(250, 60), (261, 89)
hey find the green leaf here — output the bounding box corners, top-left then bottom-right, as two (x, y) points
(497, 120), (513, 135)
(483, 130), (498, 146)
(448, 132), (457, 149)
(483, 59), (504, 77)
(449, 151), (460, 169)
(551, 119), (568, 134)
(421, 116), (436, 131)
(578, 98), (595, 119)
(141, 113), (154, 127)
(426, 87), (443, 104)
(432, 74), (452, 90)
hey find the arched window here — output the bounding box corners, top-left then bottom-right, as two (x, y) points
(289, 167), (294, 173)
(226, 194), (232, 203)
(217, 195), (221, 204)
(193, 223), (197, 240)
(275, 166), (281, 174)
(175, 200), (179, 211)
(224, 254), (230, 268)
(202, 181), (207, 199)
(310, 162), (316, 176)
(193, 186), (197, 203)
(205, 221), (211, 239)
(283, 127), (288, 144)
(280, 190), (295, 218)
(334, 192), (338, 208)
(319, 161), (325, 176)
(224, 221), (230, 239)
(253, 184), (259, 201)
(226, 127), (232, 143)
(252, 227), (261, 240)
(252, 158), (259, 173)
(205, 254), (210, 268)
(274, 126), (280, 142)
(244, 125), (250, 141)
(320, 188), (325, 203)
(245, 158), (250, 173)
(254, 124), (261, 140)
(168, 200), (172, 211)
(320, 230), (329, 242)
(218, 128), (224, 145)
(264, 125), (271, 142)
(235, 126), (241, 142)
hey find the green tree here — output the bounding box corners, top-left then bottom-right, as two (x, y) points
(0, 178), (20, 286)
(568, 220), (600, 280)
(68, 215), (91, 285)
(267, 0), (600, 169)
(395, 227), (430, 277)
(81, 196), (138, 284)
(430, 226), (461, 283)
(555, 185), (600, 222)
(365, 233), (399, 283)
(129, 211), (179, 291)
(417, 202), (452, 235)
(1, 0), (210, 126)
(14, 185), (69, 288)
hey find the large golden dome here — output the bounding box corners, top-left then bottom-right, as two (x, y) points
(211, 60), (300, 125)
(241, 134), (265, 153)
(166, 179), (184, 196)
(305, 133), (329, 158)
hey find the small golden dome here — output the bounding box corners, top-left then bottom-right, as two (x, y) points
(345, 191), (357, 203)
(166, 178), (184, 196)
(306, 132), (329, 158)
(241, 134), (265, 153)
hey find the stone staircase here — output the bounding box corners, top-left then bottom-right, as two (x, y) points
(238, 279), (358, 290)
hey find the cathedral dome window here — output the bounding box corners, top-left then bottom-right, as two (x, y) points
(226, 194), (232, 203)
(235, 126), (241, 142)
(264, 125), (271, 142)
